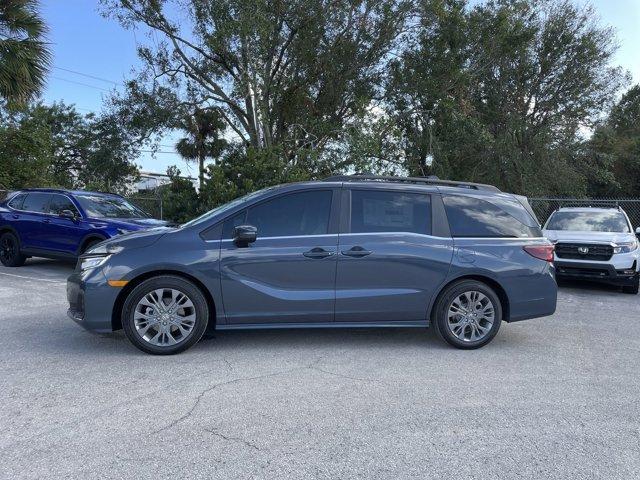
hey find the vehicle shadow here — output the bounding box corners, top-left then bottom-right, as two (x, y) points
(556, 278), (628, 294)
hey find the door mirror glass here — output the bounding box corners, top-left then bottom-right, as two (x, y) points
(233, 225), (257, 247)
(60, 209), (77, 220)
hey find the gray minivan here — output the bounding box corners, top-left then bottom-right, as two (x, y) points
(67, 175), (557, 355)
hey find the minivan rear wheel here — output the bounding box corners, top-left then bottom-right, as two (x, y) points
(122, 275), (209, 355)
(0, 232), (27, 267)
(433, 280), (502, 349)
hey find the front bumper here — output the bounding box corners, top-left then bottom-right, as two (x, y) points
(555, 260), (638, 285)
(67, 270), (118, 333)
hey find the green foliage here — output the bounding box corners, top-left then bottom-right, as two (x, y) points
(0, 101), (139, 192)
(157, 166), (200, 223)
(0, 0), (51, 104)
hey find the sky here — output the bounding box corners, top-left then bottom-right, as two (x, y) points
(40, 0), (640, 175)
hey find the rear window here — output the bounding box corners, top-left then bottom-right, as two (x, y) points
(545, 211), (629, 233)
(443, 195), (541, 238)
(21, 193), (51, 213)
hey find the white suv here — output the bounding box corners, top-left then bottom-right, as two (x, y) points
(543, 207), (640, 294)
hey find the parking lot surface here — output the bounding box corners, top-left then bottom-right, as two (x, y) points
(1, 259), (639, 480)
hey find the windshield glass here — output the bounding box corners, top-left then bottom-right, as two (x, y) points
(76, 195), (149, 219)
(179, 186), (276, 228)
(545, 211), (629, 233)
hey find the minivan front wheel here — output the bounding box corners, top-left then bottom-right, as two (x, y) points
(122, 275), (209, 355)
(433, 280), (502, 349)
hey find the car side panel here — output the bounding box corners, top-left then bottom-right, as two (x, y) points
(443, 238), (557, 322)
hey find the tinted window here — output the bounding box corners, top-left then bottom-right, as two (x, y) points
(7, 193), (26, 210)
(245, 190), (332, 237)
(21, 193), (51, 213)
(443, 195), (539, 238)
(48, 194), (80, 216)
(222, 211), (247, 238)
(545, 211), (629, 233)
(350, 190), (431, 234)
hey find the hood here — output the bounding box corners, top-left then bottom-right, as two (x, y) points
(91, 225), (175, 252)
(543, 229), (636, 244)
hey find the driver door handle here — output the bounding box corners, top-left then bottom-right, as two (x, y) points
(341, 246), (372, 257)
(303, 247), (335, 259)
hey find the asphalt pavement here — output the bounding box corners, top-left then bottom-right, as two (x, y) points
(1, 258), (639, 479)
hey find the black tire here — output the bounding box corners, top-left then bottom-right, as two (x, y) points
(0, 232), (27, 267)
(122, 275), (210, 355)
(432, 280), (503, 349)
(622, 275), (639, 295)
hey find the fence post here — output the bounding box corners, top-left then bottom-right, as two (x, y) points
(159, 195), (163, 220)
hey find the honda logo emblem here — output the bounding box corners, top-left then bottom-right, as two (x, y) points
(578, 246), (589, 254)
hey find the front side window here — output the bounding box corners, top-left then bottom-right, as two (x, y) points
(244, 190), (333, 238)
(21, 193), (51, 213)
(443, 195), (540, 238)
(75, 195), (148, 219)
(7, 193), (27, 210)
(350, 190), (431, 234)
(545, 211), (630, 233)
(48, 194), (80, 216)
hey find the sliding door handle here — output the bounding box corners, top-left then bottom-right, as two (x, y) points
(303, 247), (335, 259)
(341, 246), (372, 257)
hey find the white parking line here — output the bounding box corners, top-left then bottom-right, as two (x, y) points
(0, 271), (67, 284)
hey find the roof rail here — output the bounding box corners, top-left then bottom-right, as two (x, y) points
(322, 174), (501, 192)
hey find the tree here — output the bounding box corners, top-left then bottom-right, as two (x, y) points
(102, 0), (410, 165)
(0, 0), (51, 103)
(175, 108), (227, 188)
(157, 166), (200, 223)
(587, 85), (640, 196)
(0, 101), (140, 192)
(383, 0), (628, 195)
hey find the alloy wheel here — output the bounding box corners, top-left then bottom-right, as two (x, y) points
(133, 288), (197, 347)
(446, 290), (495, 342)
(0, 236), (16, 263)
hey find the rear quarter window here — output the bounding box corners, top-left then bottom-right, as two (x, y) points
(443, 195), (541, 238)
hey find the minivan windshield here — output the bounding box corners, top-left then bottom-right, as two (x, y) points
(75, 195), (149, 219)
(545, 211), (629, 233)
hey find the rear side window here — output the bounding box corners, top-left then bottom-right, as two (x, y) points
(21, 193), (51, 213)
(350, 190), (431, 234)
(7, 193), (27, 210)
(245, 190), (333, 237)
(48, 194), (80, 216)
(443, 195), (540, 238)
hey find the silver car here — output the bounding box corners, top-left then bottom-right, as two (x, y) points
(543, 207), (640, 293)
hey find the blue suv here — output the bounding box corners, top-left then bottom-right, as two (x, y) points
(66, 175), (557, 354)
(0, 188), (166, 266)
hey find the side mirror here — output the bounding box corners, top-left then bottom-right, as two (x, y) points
(60, 209), (77, 220)
(233, 225), (257, 247)
(635, 227), (640, 237)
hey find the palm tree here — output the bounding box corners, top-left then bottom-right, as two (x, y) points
(0, 0), (51, 103)
(175, 108), (227, 188)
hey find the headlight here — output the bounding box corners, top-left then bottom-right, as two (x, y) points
(80, 255), (110, 271)
(613, 240), (637, 254)
(86, 243), (125, 255)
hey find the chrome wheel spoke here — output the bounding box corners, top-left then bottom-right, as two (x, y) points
(447, 290), (495, 342)
(133, 287), (197, 347)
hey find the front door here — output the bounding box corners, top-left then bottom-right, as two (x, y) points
(220, 189), (339, 324)
(45, 194), (86, 255)
(335, 188), (453, 323)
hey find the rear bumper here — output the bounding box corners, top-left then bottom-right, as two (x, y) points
(555, 260), (638, 285)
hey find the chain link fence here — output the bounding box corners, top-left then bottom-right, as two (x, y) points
(528, 198), (640, 229)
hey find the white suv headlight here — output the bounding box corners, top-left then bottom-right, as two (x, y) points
(613, 240), (637, 254)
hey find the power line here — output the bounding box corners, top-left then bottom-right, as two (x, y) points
(53, 67), (120, 85)
(139, 149), (182, 155)
(50, 76), (112, 92)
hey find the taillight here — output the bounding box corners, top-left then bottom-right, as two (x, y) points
(523, 244), (554, 262)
